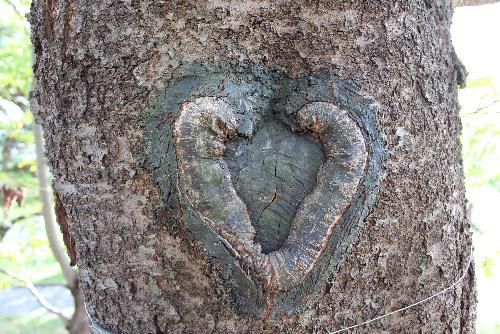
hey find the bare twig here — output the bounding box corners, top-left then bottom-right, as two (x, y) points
(10, 213), (42, 223)
(2, 0), (30, 35)
(3, 0), (23, 19)
(461, 99), (500, 117)
(0, 212), (42, 241)
(0, 267), (70, 322)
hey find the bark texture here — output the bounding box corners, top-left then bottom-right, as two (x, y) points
(34, 123), (89, 333)
(31, 1), (475, 333)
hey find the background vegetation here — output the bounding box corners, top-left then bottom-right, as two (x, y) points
(0, 1), (499, 333)
(1, 0), (70, 332)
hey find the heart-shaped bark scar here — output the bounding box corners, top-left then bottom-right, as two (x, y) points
(145, 64), (387, 318)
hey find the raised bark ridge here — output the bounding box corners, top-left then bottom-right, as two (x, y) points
(146, 63), (387, 318)
(175, 97), (367, 292)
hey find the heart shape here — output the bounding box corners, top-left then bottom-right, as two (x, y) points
(174, 97), (367, 291)
(145, 65), (387, 317)
(225, 119), (325, 255)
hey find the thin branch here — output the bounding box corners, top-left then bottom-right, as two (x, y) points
(2, 0), (30, 35)
(0, 267), (70, 322)
(3, 0), (23, 19)
(33, 123), (77, 288)
(33, 282), (68, 288)
(461, 99), (500, 117)
(6, 212), (43, 225)
(1, 213), (42, 241)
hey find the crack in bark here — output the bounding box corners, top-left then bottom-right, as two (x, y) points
(255, 187), (278, 235)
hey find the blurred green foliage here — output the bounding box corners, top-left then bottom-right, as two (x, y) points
(458, 69), (500, 334)
(0, 0), (32, 100)
(460, 77), (500, 192)
(0, 218), (64, 289)
(1, 0), (40, 247)
(0, 314), (66, 334)
(0, 0), (67, 332)
(0, 0), (35, 176)
(481, 256), (496, 279)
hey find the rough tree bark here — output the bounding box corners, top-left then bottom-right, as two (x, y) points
(34, 123), (89, 334)
(30, 1), (475, 333)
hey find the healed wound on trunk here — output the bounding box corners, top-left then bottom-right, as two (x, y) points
(174, 97), (367, 291)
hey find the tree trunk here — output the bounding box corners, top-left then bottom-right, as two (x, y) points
(34, 123), (89, 334)
(30, 1), (476, 333)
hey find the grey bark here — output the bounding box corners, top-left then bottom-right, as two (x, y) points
(30, 1), (475, 333)
(34, 122), (89, 334)
(33, 123), (76, 287)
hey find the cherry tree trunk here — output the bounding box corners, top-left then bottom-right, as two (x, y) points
(30, 1), (475, 333)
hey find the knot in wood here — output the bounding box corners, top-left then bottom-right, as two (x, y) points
(174, 97), (367, 291)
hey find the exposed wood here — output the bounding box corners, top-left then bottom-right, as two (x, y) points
(174, 97), (367, 295)
(55, 192), (78, 266)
